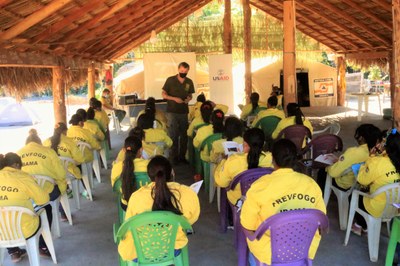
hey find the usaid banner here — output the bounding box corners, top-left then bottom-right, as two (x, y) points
(209, 54), (234, 115)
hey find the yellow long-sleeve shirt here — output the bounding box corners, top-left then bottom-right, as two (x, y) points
(272, 116), (313, 140)
(187, 116), (206, 137)
(214, 151), (273, 204)
(17, 142), (67, 194)
(137, 109), (168, 130)
(43, 135), (85, 179)
(240, 102), (268, 120)
(94, 109), (110, 132)
(251, 108), (286, 127)
(118, 182), (200, 261)
(67, 125), (101, 162)
(190, 103), (229, 122)
(84, 120), (105, 142)
(0, 167), (49, 238)
(357, 155), (400, 217)
(111, 158), (149, 187)
(327, 144), (369, 190)
(193, 125), (218, 161)
(143, 128), (173, 157)
(210, 137), (244, 163)
(240, 168), (326, 264)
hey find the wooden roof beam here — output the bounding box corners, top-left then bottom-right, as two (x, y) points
(346, 51), (390, 60)
(250, 1), (342, 52)
(80, 1), (165, 55)
(0, 0), (12, 9)
(32, 0), (106, 44)
(370, 0), (392, 12)
(316, 0), (391, 46)
(58, 0), (136, 41)
(345, 0), (392, 31)
(0, 0), (73, 41)
(296, 2), (375, 48)
(109, 0), (212, 59)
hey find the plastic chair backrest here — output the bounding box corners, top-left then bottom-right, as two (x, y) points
(230, 168), (274, 194)
(250, 209), (328, 265)
(113, 172), (150, 194)
(116, 211), (192, 265)
(254, 116), (281, 138)
(77, 141), (92, 153)
(372, 183), (400, 220)
(302, 134), (343, 169)
(313, 122), (341, 137)
(192, 123), (208, 137)
(199, 133), (223, 153)
(277, 125), (312, 154)
(32, 174), (55, 188)
(0, 206), (36, 247)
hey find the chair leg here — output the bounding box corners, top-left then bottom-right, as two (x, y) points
(0, 248), (5, 265)
(209, 163), (216, 203)
(71, 179), (81, 210)
(385, 218), (400, 266)
(366, 217), (382, 262)
(344, 194), (358, 246)
(180, 246), (190, 266)
(60, 194), (73, 226)
(81, 164), (93, 201)
(337, 192), (350, 231)
(100, 149), (108, 170)
(217, 187), (221, 213)
(51, 200), (61, 238)
(323, 174), (333, 206)
(39, 211), (57, 264)
(26, 236), (40, 266)
(92, 151), (101, 183)
(237, 225), (249, 266)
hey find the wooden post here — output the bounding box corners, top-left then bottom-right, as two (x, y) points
(52, 66), (67, 124)
(336, 56), (346, 106)
(88, 63), (96, 99)
(243, 0), (252, 103)
(393, 0), (400, 128)
(223, 0), (232, 54)
(283, 0), (297, 104)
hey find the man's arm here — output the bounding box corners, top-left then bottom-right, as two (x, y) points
(162, 90), (184, 104)
(184, 93), (193, 104)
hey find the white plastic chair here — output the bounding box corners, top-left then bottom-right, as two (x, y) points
(32, 175), (73, 238)
(0, 206), (57, 265)
(324, 168), (354, 230)
(110, 111), (121, 134)
(209, 162), (217, 203)
(313, 122), (341, 136)
(77, 142), (94, 201)
(99, 146), (108, 170)
(92, 150), (102, 184)
(59, 156), (81, 210)
(344, 183), (400, 262)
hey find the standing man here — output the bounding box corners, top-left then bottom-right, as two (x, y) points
(162, 62), (195, 164)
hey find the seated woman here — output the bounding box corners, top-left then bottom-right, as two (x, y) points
(352, 128), (400, 235)
(118, 155), (200, 261)
(272, 102), (313, 140)
(67, 114), (101, 163)
(17, 129), (67, 200)
(111, 136), (149, 210)
(188, 93), (206, 122)
(240, 139), (326, 265)
(321, 124), (382, 191)
(251, 96), (285, 127)
(214, 128), (273, 205)
(193, 109), (225, 162)
(271, 85), (283, 110)
(0, 153), (52, 260)
(43, 122), (85, 180)
(114, 127), (146, 163)
(92, 99), (110, 134)
(137, 97), (168, 129)
(187, 101), (213, 138)
(135, 113), (173, 158)
(83, 108), (105, 142)
(210, 116), (244, 164)
(240, 92), (267, 121)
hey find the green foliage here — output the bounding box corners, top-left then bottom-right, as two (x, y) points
(367, 66), (382, 81)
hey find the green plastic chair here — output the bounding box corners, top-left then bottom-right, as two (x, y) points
(254, 115), (282, 139)
(115, 211), (193, 266)
(199, 133), (223, 193)
(385, 217), (400, 266)
(192, 123), (208, 174)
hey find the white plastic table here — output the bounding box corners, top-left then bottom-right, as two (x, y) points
(349, 92), (382, 121)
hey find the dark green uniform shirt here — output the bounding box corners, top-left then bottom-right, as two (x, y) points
(162, 75), (195, 114)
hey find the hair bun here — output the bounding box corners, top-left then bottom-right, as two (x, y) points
(29, 128), (38, 136)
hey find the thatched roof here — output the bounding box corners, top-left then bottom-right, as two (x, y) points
(0, 0), (395, 94)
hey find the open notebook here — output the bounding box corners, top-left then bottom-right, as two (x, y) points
(223, 141), (243, 156)
(190, 180), (203, 194)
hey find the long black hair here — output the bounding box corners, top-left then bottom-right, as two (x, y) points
(50, 122), (68, 155)
(148, 156), (182, 215)
(386, 130), (400, 173)
(145, 97), (156, 122)
(76, 109), (87, 121)
(287, 103), (304, 125)
(121, 136), (143, 202)
(250, 92), (260, 113)
(224, 116), (243, 141)
(200, 101), (213, 123)
(25, 128), (42, 145)
(354, 124), (382, 150)
(137, 113), (153, 130)
(272, 139), (297, 168)
(211, 109), (224, 134)
(244, 128), (265, 169)
(0, 153), (22, 170)
(87, 107), (96, 120)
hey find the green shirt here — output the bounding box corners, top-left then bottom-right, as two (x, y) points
(162, 75), (195, 114)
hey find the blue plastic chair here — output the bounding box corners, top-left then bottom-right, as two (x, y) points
(244, 209), (329, 266)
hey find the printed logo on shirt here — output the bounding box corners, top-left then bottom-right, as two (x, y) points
(0, 186), (19, 200)
(280, 207), (306, 213)
(21, 152), (46, 159)
(386, 170), (400, 178)
(72, 137), (87, 143)
(22, 161), (38, 166)
(57, 146), (68, 153)
(272, 193), (316, 207)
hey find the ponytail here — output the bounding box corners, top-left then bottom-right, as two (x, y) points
(26, 128), (42, 145)
(211, 109), (224, 134)
(244, 128), (265, 169)
(0, 153), (22, 170)
(50, 123), (68, 155)
(250, 92), (260, 113)
(200, 101), (213, 123)
(148, 156), (182, 215)
(128, 126), (145, 140)
(121, 137), (142, 202)
(287, 103), (304, 125)
(386, 131), (400, 173)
